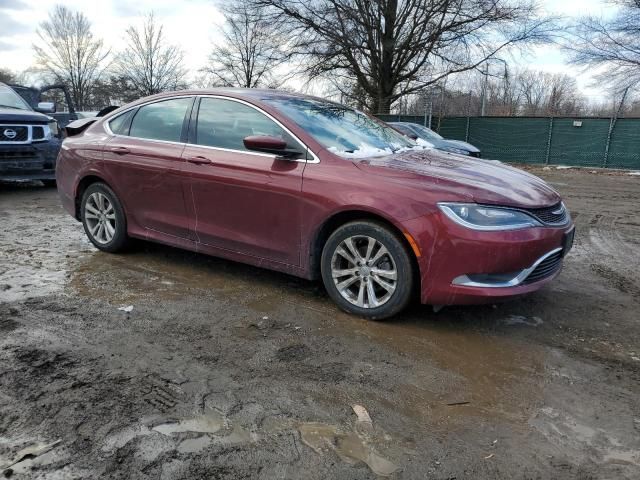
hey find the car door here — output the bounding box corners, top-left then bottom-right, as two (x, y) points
(182, 96), (307, 266)
(102, 96), (194, 239)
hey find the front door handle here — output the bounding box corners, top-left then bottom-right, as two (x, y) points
(186, 155), (212, 165)
(109, 146), (130, 155)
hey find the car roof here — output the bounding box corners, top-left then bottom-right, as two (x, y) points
(135, 87), (341, 107)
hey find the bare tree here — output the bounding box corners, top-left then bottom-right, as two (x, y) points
(399, 67), (587, 117)
(0, 68), (17, 84)
(203, 3), (292, 88)
(517, 70), (549, 115)
(250, 0), (556, 113)
(33, 5), (109, 110)
(115, 13), (187, 97)
(565, 0), (640, 92)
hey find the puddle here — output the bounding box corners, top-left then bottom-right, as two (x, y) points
(299, 422), (398, 477)
(177, 425), (253, 453)
(103, 412), (253, 456)
(152, 413), (224, 436)
(503, 315), (544, 327)
(67, 243), (300, 305)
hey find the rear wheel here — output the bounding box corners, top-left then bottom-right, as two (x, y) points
(81, 183), (128, 252)
(321, 221), (414, 319)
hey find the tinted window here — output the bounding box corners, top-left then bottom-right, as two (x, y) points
(195, 98), (293, 151)
(129, 97), (192, 142)
(108, 110), (134, 135)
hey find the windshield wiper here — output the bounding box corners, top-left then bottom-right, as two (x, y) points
(0, 104), (24, 110)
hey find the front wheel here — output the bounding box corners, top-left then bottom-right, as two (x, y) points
(321, 221), (414, 319)
(81, 183), (129, 252)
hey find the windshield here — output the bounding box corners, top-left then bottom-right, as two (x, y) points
(408, 123), (443, 141)
(262, 96), (418, 157)
(0, 84), (32, 111)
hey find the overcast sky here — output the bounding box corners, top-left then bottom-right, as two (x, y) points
(0, 0), (616, 99)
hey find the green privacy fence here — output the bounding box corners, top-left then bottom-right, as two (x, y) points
(377, 115), (640, 169)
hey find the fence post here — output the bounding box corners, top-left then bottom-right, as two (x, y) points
(545, 117), (554, 165)
(465, 116), (470, 143)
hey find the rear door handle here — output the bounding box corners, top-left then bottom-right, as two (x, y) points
(109, 146), (130, 155)
(186, 155), (213, 165)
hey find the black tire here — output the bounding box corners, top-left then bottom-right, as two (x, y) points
(320, 221), (414, 319)
(80, 182), (129, 252)
(42, 179), (57, 187)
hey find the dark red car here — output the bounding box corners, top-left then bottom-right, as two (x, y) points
(57, 89), (574, 319)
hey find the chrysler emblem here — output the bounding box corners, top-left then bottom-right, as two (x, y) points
(3, 129), (17, 139)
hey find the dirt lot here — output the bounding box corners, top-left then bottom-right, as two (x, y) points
(1, 167), (639, 479)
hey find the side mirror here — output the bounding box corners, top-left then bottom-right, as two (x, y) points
(36, 102), (56, 114)
(243, 135), (303, 159)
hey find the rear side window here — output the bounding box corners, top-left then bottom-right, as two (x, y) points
(129, 97), (192, 143)
(108, 110), (134, 135)
(195, 97), (294, 151)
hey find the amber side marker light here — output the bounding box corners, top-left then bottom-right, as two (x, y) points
(403, 232), (422, 258)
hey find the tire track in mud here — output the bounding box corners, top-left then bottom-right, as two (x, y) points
(550, 171), (640, 301)
(580, 212), (640, 300)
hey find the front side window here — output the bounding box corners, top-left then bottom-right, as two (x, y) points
(195, 97), (294, 151)
(129, 97), (192, 142)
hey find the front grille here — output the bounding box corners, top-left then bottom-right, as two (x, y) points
(523, 250), (563, 284)
(32, 126), (45, 140)
(523, 202), (568, 226)
(0, 126), (28, 142)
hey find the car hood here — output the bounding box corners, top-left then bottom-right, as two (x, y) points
(352, 149), (560, 208)
(441, 139), (480, 153)
(0, 107), (50, 123)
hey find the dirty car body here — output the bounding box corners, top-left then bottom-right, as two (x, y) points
(56, 89), (574, 317)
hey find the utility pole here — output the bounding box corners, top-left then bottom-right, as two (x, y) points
(427, 88), (434, 129)
(480, 63), (489, 117)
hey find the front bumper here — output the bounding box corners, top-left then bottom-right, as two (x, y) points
(403, 212), (574, 305)
(0, 138), (61, 181)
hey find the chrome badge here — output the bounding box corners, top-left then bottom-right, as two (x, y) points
(3, 129), (17, 139)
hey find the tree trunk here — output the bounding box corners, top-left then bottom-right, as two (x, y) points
(373, 0), (397, 114)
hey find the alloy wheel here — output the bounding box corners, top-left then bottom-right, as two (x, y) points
(330, 235), (398, 308)
(84, 192), (116, 244)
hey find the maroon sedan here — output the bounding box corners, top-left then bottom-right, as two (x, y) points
(56, 89), (574, 319)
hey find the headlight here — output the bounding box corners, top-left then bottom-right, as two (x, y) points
(442, 147), (469, 155)
(47, 120), (59, 138)
(438, 203), (542, 231)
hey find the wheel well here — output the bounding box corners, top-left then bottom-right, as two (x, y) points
(74, 175), (108, 220)
(310, 211), (421, 288)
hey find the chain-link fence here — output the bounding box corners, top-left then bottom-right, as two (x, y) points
(377, 114), (640, 169)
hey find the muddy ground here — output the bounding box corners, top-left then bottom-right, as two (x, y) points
(1, 167), (639, 479)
